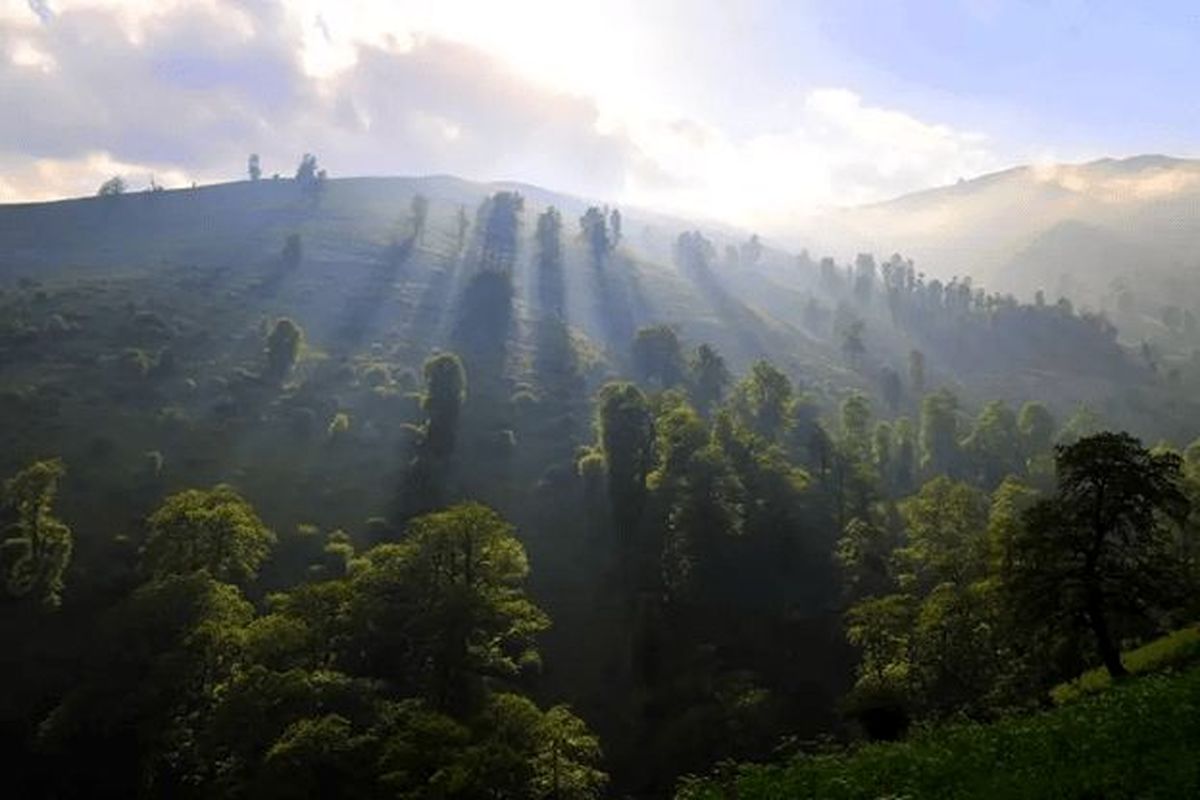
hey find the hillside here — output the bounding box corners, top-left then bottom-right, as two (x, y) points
(0, 173), (1191, 441)
(4, 174), (1200, 798)
(821, 155), (1200, 318)
(676, 662), (1200, 800)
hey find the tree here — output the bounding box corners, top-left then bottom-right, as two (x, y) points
(295, 153), (318, 185)
(422, 353), (467, 459)
(840, 393), (872, 461)
(143, 485), (276, 585)
(919, 389), (959, 477)
(687, 343), (731, 416)
(351, 503), (548, 713)
(631, 325), (685, 389)
(579, 206), (611, 262)
(894, 476), (989, 590)
(597, 382), (655, 545)
(1017, 401), (1056, 458)
(281, 232), (302, 270)
(730, 360), (793, 442)
(962, 400), (1023, 488)
(97, 176), (126, 196)
(1007, 433), (1190, 678)
(248, 153), (262, 181)
(265, 318), (303, 383)
(410, 193), (429, 243)
(0, 459), (72, 608)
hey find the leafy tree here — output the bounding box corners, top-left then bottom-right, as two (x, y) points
(730, 360), (793, 442)
(295, 153), (318, 185)
(962, 400), (1023, 488)
(1007, 433), (1190, 678)
(597, 382), (655, 546)
(39, 572), (255, 797)
(266, 317), (303, 383)
(422, 353), (467, 459)
(631, 325), (686, 389)
(480, 191), (524, 272)
(840, 393), (872, 461)
(579, 206), (611, 262)
(350, 503), (548, 713)
(143, 485), (276, 585)
(893, 476), (989, 590)
(97, 176), (126, 196)
(0, 459), (72, 608)
(535, 206), (563, 268)
(649, 400), (744, 600)
(1017, 401), (1056, 458)
(248, 153), (262, 181)
(687, 343), (731, 416)
(919, 389), (960, 477)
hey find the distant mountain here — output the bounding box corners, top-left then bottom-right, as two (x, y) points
(820, 155), (1200, 313)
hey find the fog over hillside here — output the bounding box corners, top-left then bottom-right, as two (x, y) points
(814, 155), (1200, 318)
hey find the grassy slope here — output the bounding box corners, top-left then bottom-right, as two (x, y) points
(677, 664), (1200, 800)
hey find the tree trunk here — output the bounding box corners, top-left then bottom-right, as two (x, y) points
(1086, 585), (1127, 678)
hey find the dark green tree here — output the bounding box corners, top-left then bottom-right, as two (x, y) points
(1008, 433), (1190, 678)
(687, 343), (731, 416)
(421, 353), (467, 459)
(265, 317), (303, 383)
(0, 459), (72, 608)
(730, 360), (793, 442)
(631, 325), (686, 389)
(597, 382), (655, 546)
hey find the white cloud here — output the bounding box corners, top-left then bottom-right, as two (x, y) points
(620, 88), (998, 229)
(0, 0), (1002, 232)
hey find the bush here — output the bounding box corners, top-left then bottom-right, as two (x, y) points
(677, 665), (1200, 800)
(1051, 625), (1200, 705)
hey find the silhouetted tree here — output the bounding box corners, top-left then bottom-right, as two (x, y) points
(97, 176), (126, 196)
(1008, 433), (1189, 678)
(265, 318), (303, 383)
(631, 325), (685, 389)
(688, 343), (731, 416)
(422, 353), (467, 459)
(281, 233), (302, 270)
(248, 153), (261, 181)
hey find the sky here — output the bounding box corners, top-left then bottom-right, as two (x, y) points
(2, 0), (1199, 229)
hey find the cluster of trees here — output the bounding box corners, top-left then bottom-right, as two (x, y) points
(6, 469), (605, 799)
(8, 180), (1200, 799)
(838, 427), (1199, 735)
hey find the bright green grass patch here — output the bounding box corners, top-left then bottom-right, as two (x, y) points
(1051, 625), (1200, 705)
(676, 665), (1200, 800)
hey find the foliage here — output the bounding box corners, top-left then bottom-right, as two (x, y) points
(1052, 624), (1200, 705)
(678, 665), (1200, 800)
(1007, 433), (1189, 677)
(143, 485), (277, 585)
(0, 459), (72, 608)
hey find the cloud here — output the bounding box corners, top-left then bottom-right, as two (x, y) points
(0, 0), (1001, 230)
(622, 88), (999, 228)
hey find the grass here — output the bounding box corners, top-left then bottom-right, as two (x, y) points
(1051, 625), (1200, 705)
(676, 663), (1200, 800)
